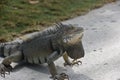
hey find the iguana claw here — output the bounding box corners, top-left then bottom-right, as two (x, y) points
(0, 64), (12, 78)
(64, 59), (82, 66)
(53, 73), (69, 80)
(72, 59), (82, 65)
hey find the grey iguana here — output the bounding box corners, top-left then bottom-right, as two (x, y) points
(0, 23), (84, 80)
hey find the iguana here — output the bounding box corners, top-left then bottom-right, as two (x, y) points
(0, 23), (84, 80)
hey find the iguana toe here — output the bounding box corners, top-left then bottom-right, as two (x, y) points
(0, 64), (12, 78)
(64, 62), (72, 66)
(64, 60), (82, 66)
(53, 73), (69, 80)
(72, 60), (82, 65)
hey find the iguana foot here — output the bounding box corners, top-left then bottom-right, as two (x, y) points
(64, 59), (82, 66)
(53, 73), (69, 80)
(0, 64), (12, 78)
(72, 59), (82, 65)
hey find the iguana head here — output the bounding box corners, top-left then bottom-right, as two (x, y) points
(61, 24), (84, 45)
(60, 24), (84, 60)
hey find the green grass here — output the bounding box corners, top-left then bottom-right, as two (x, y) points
(0, 0), (116, 41)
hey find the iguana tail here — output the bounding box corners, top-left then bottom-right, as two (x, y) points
(0, 40), (21, 57)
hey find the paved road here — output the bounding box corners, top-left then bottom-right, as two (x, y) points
(0, 1), (120, 80)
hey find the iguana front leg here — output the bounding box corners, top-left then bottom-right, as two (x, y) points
(63, 52), (82, 66)
(48, 62), (69, 80)
(0, 51), (22, 77)
(47, 51), (69, 80)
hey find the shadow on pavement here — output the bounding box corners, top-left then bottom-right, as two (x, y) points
(12, 62), (93, 80)
(13, 62), (49, 74)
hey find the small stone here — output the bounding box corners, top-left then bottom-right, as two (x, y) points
(104, 63), (108, 65)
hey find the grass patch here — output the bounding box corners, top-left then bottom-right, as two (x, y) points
(0, 0), (116, 41)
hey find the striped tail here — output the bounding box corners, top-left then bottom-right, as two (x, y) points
(0, 40), (21, 57)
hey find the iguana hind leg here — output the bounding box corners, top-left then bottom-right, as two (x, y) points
(63, 52), (82, 66)
(0, 51), (22, 77)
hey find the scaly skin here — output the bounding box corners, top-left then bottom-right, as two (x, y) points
(0, 23), (84, 80)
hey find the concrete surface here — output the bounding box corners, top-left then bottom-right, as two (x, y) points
(0, 0), (120, 80)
